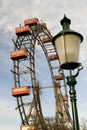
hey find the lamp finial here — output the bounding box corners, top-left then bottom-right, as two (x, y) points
(60, 15), (71, 30)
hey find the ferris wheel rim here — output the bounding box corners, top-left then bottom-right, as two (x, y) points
(11, 21), (72, 129)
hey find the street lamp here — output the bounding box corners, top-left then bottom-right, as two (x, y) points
(52, 15), (83, 130)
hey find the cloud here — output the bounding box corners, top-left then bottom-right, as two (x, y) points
(79, 102), (87, 107)
(0, 98), (20, 130)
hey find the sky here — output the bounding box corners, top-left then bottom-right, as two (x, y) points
(0, 0), (87, 129)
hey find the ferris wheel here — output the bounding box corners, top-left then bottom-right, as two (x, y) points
(10, 18), (72, 130)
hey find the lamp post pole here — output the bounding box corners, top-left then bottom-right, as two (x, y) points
(67, 70), (79, 130)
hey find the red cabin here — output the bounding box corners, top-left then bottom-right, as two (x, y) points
(41, 37), (52, 43)
(10, 49), (27, 60)
(54, 74), (64, 80)
(24, 18), (38, 26)
(49, 54), (59, 60)
(12, 86), (30, 97)
(20, 125), (36, 130)
(15, 26), (31, 36)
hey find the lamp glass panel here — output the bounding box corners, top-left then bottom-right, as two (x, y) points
(55, 34), (81, 65)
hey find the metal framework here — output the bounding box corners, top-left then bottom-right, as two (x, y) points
(11, 18), (72, 130)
